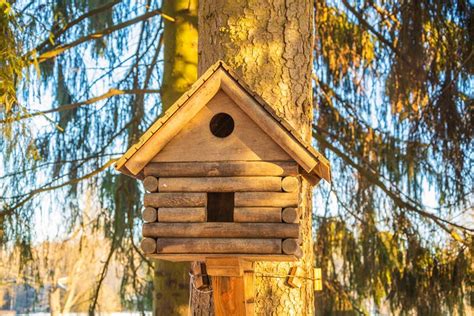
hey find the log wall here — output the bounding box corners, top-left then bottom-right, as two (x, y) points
(140, 161), (302, 259)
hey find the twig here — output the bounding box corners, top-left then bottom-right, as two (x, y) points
(32, 0), (121, 54)
(33, 9), (172, 64)
(313, 128), (473, 236)
(1, 89), (160, 123)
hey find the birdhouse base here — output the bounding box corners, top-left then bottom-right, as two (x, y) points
(206, 257), (255, 316)
(148, 253), (298, 262)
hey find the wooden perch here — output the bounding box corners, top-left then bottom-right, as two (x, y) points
(234, 192), (298, 207)
(144, 192), (206, 207)
(144, 161), (298, 177)
(142, 223), (299, 238)
(157, 176), (282, 192)
(155, 238), (282, 254)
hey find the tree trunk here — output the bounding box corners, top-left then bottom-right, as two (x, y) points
(153, 0), (198, 315)
(161, 0), (198, 111)
(49, 287), (61, 316)
(198, 1), (315, 314)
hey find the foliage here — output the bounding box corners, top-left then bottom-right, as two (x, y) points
(313, 0), (473, 314)
(0, 0), (472, 314)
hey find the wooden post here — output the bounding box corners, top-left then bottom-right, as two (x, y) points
(206, 257), (255, 316)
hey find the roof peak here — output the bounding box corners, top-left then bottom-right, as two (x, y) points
(115, 61), (330, 182)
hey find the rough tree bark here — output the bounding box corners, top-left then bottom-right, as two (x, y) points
(198, 1), (315, 314)
(153, 0), (198, 315)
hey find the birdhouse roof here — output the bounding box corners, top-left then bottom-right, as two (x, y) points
(115, 61), (330, 182)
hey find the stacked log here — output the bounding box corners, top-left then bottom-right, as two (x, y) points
(140, 161), (303, 259)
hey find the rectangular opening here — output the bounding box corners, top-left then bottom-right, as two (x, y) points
(207, 192), (234, 222)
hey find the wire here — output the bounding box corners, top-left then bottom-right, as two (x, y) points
(255, 272), (321, 282)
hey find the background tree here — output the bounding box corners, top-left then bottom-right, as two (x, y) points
(153, 0), (197, 315)
(197, 0), (317, 314)
(0, 0), (472, 315)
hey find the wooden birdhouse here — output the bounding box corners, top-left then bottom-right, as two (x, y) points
(115, 61), (330, 262)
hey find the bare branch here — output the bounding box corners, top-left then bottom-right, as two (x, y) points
(340, 0), (417, 70)
(32, 9), (173, 64)
(33, 0), (121, 54)
(1, 159), (117, 219)
(313, 127), (473, 236)
(1, 89), (160, 124)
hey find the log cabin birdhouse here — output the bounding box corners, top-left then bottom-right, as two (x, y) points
(115, 61), (330, 262)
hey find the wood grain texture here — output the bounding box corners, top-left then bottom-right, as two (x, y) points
(234, 192), (298, 207)
(213, 276), (246, 316)
(144, 161), (298, 177)
(142, 223), (299, 238)
(142, 207), (157, 223)
(143, 176), (159, 192)
(124, 70), (222, 174)
(157, 207), (206, 222)
(282, 239), (299, 255)
(281, 176), (299, 192)
(141, 238), (157, 254)
(144, 192), (206, 207)
(156, 238), (282, 254)
(152, 91), (292, 162)
(158, 176), (282, 192)
(147, 253), (296, 262)
(220, 74), (317, 172)
(281, 208), (299, 224)
(205, 257), (252, 277)
(234, 207), (282, 223)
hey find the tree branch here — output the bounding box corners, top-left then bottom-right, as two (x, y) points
(1, 159), (117, 219)
(340, 0), (416, 70)
(33, 9), (172, 64)
(313, 126), (473, 236)
(1, 89), (160, 123)
(33, 0), (121, 54)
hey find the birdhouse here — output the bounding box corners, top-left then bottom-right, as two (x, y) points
(115, 61), (330, 262)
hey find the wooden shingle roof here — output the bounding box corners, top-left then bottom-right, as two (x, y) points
(115, 61), (330, 182)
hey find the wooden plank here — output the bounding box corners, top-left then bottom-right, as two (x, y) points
(142, 207), (157, 223)
(144, 192), (206, 207)
(141, 238), (156, 254)
(155, 238), (282, 254)
(220, 75), (317, 172)
(287, 266), (303, 288)
(281, 176), (299, 192)
(142, 223), (299, 238)
(157, 176), (282, 192)
(147, 253), (296, 262)
(124, 69), (222, 175)
(144, 161), (298, 177)
(157, 207), (206, 222)
(243, 269), (255, 315)
(213, 276), (246, 316)
(152, 91), (292, 162)
(281, 207), (299, 224)
(234, 207), (282, 223)
(143, 176), (159, 192)
(191, 262), (210, 290)
(206, 257), (249, 277)
(298, 166), (321, 186)
(234, 192), (298, 207)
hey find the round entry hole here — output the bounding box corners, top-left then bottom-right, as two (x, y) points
(210, 113), (234, 138)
